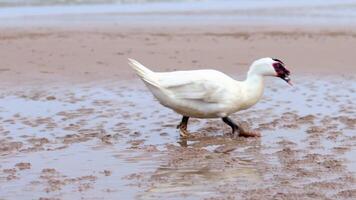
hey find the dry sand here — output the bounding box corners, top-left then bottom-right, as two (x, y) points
(0, 21), (355, 199)
(0, 25), (355, 85)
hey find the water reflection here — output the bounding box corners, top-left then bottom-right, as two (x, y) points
(140, 134), (264, 199)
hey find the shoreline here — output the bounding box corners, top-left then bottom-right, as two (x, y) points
(1, 0), (356, 28)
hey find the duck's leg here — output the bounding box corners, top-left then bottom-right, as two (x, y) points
(222, 117), (260, 137)
(222, 117), (238, 135)
(177, 116), (190, 137)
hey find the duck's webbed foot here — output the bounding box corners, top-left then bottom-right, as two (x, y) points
(177, 116), (190, 138)
(222, 117), (261, 137)
(238, 129), (261, 137)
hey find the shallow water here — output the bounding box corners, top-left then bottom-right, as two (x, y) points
(0, 75), (355, 199)
(1, 0), (356, 27)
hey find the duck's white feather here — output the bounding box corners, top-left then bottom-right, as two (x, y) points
(129, 59), (266, 118)
(128, 58), (160, 88)
(156, 70), (236, 103)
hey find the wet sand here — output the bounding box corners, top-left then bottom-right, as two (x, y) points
(0, 17), (356, 200)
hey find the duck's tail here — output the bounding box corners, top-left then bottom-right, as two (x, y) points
(128, 58), (160, 88)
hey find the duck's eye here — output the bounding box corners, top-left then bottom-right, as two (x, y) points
(273, 62), (290, 78)
(272, 62), (285, 76)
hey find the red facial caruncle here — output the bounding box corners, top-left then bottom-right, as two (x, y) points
(272, 58), (292, 86)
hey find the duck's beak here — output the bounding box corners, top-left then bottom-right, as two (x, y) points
(282, 75), (293, 86)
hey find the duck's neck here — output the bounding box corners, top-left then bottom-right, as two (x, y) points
(241, 73), (265, 107)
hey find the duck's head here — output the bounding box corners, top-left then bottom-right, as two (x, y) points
(248, 57), (292, 86)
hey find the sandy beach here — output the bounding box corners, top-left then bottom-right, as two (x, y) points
(0, 1), (355, 199)
(1, 22), (356, 85)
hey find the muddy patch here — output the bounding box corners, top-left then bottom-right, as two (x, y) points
(0, 75), (355, 199)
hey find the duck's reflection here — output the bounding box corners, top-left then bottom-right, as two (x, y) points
(139, 133), (265, 199)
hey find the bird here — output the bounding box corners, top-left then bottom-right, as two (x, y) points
(128, 57), (291, 138)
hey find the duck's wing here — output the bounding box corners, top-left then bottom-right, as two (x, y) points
(156, 70), (236, 103)
(128, 59), (239, 103)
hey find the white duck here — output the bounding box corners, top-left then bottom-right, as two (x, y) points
(129, 58), (291, 137)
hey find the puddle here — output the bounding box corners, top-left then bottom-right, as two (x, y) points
(0, 75), (355, 199)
